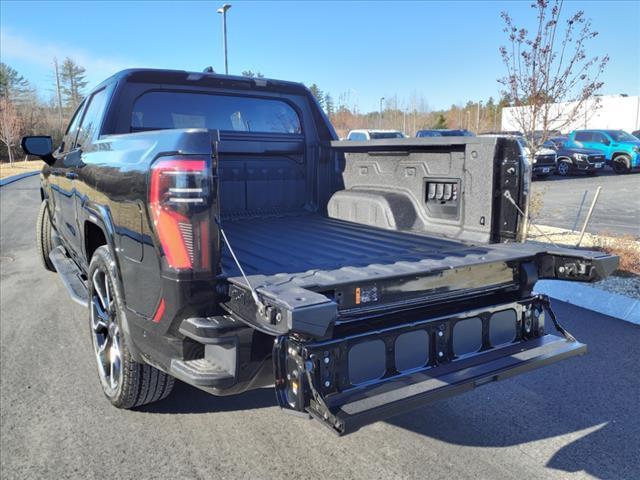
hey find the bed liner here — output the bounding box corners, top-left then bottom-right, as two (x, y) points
(219, 213), (617, 337)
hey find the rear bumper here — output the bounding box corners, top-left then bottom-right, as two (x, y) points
(325, 334), (585, 435)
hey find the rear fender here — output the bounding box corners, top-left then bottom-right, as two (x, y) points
(82, 203), (143, 361)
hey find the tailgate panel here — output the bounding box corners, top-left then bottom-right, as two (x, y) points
(332, 335), (585, 434)
(274, 296), (586, 435)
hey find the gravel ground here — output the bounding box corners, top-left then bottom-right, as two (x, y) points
(594, 275), (640, 299)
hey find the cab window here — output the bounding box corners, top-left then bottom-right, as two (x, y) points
(592, 132), (610, 145)
(60, 101), (85, 153)
(574, 132), (591, 142)
(76, 88), (109, 148)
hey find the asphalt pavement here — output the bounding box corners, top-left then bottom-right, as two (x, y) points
(1, 176), (639, 480)
(531, 169), (640, 237)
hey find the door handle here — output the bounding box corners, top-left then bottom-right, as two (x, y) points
(65, 172), (78, 180)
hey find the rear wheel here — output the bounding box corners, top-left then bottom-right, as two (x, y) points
(612, 155), (631, 174)
(556, 160), (572, 176)
(36, 200), (56, 272)
(88, 246), (174, 408)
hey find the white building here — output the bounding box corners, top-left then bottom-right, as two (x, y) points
(501, 95), (640, 134)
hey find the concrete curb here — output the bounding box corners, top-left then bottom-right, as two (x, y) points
(535, 280), (640, 325)
(0, 171), (39, 187)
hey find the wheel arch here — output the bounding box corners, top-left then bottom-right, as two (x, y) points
(612, 151), (631, 161)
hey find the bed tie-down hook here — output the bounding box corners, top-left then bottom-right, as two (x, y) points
(214, 217), (266, 314)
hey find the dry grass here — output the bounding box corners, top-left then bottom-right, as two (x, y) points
(592, 232), (640, 275)
(528, 186), (548, 220)
(0, 160), (45, 179)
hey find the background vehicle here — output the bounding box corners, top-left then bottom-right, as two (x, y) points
(23, 69), (616, 435)
(543, 137), (605, 176)
(346, 129), (406, 140)
(568, 129), (640, 174)
(478, 134), (557, 179)
(416, 129), (474, 137)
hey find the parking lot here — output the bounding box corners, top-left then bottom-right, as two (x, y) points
(1, 176), (639, 480)
(532, 170), (640, 237)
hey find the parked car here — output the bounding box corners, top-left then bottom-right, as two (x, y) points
(416, 129), (474, 137)
(478, 134), (557, 179)
(22, 68), (616, 435)
(631, 130), (640, 139)
(346, 129), (406, 140)
(567, 129), (640, 174)
(542, 137), (605, 176)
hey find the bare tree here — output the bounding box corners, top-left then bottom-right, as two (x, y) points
(0, 98), (23, 166)
(498, 0), (608, 151)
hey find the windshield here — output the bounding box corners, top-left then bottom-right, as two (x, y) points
(417, 130), (441, 137)
(131, 91), (302, 134)
(369, 131), (404, 139)
(605, 130), (638, 142)
(549, 137), (567, 148)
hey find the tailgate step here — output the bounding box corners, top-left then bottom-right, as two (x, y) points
(318, 335), (585, 435)
(48, 246), (88, 306)
(170, 358), (235, 388)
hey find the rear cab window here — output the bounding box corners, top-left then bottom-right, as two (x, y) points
(131, 91), (302, 135)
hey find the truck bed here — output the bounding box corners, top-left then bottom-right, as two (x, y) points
(221, 213), (470, 278)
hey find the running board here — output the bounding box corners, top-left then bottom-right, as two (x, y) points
(49, 246), (89, 307)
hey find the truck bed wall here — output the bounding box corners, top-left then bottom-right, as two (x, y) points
(327, 138), (522, 244)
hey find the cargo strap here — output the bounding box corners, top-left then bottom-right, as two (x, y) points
(538, 294), (577, 342)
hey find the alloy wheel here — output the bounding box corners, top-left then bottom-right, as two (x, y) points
(90, 268), (122, 394)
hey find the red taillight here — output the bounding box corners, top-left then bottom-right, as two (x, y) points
(149, 158), (211, 270)
(152, 298), (166, 323)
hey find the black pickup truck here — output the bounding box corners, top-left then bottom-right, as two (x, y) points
(23, 69), (617, 434)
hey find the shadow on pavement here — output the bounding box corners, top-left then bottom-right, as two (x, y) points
(139, 382), (277, 414)
(385, 302), (640, 479)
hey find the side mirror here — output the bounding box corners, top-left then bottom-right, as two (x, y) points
(21, 136), (55, 166)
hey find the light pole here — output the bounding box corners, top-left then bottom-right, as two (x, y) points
(217, 4), (231, 74)
(476, 100), (482, 133)
(379, 97), (385, 128)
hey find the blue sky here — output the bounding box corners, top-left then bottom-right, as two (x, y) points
(1, 0), (638, 112)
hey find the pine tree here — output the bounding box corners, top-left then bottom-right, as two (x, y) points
(432, 113), (447, 129)
(308, 84), (324, 108)
(0, 63), (31, 103)
(324, 93), (334, 116)
(59, 58), (88, 110)
(241, 70), (265, 78)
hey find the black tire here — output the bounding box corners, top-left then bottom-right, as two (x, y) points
(88, 245), (174, 408)
(36, 200), (56, 272)
(612, 155), (631, 174)
(556, 160), (572, 176)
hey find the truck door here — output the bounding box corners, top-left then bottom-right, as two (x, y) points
(49, 101), (85, 254)
(66, 87), (110, 260)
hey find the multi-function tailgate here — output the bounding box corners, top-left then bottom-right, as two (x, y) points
(274, 296), (586, 435)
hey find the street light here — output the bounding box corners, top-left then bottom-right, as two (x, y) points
(217, 4), (232, 74)
(379, 97), (385, 128)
